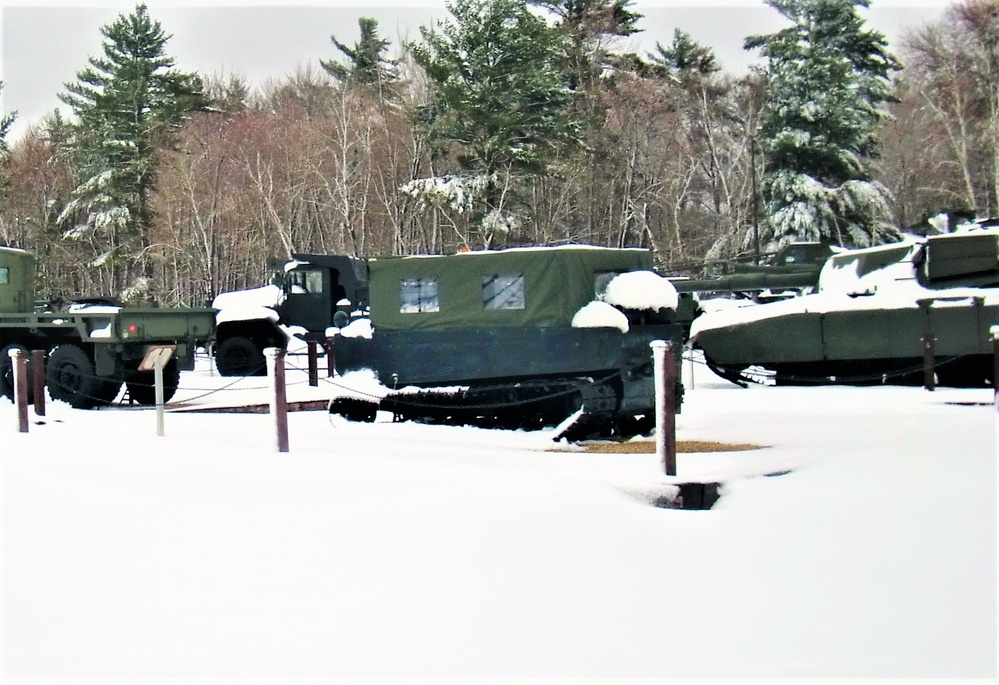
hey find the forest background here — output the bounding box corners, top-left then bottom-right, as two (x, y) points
(0, 0), (995, 308)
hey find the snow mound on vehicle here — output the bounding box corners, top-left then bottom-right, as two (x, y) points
(602, 271), (679, 311)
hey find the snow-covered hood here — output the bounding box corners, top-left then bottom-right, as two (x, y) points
(213, 285), (282, 325)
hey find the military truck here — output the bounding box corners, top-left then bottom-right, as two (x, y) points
(690, 226), (999, 387)
(214, 246), (685, 439)
(0, 246), (216, 408)
(212, 253), (368, 376)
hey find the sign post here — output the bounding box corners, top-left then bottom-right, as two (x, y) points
(139, 345), (176, 437)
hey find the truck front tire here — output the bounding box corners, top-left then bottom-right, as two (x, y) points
(46, 344), (104, 409)
(216, 336), (267, 376)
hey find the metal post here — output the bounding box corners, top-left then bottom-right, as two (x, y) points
(651, 340), (677, 476)
(307, 341), (319, 387)
(11, 348), (29, 433)
(266, 347), (290, 453)
(922, 334), (936, 391)
(32, 349), (45, 417)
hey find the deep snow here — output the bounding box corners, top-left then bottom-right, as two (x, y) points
(2, 350), (996, 680)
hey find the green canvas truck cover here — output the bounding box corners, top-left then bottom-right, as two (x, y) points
(0, 246), (35, 314)
(368, 246), (655, 331)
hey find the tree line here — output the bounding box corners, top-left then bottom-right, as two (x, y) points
(0, 0), (996, 307)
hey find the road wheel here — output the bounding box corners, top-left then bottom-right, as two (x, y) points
(46, 345), (102, 409)
(125, 360), (180, 405)
(216, 336), (266, 376)
(0, 343), (33, 402)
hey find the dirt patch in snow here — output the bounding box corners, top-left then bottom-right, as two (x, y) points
(576, 440), (766, 454)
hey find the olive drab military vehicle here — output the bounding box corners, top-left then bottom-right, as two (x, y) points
(668, 242), (838, 335)
(213, 246), (685, 440)
(212, 254), (368, 376)
(334, 247), (685, 439)
(690, 224), (999, 387)
(0, 246), (216, 407)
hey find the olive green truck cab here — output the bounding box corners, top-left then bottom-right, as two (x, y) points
(0, 246), (216, 408)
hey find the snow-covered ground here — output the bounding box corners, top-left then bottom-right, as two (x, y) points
(2, 350), (996, 679)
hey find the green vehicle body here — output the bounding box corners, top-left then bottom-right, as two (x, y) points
(0, 246), (216, 407)
(321, 246), (686, 438)
(672, 242), (836, 296)
(669, 242), (837, 336)
(690, 228), (999, 387)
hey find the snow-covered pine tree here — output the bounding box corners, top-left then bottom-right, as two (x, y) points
(529, 0), (642, 93)
(409, 0), (582, 247)
(746, 0), (901, 249)
(321, 17), (401, 101)
(0, 81), (16, 207)
(0, 81), (15, 163)
(58, 3), (206, 296)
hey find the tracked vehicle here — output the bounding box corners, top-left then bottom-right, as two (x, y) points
(690, 225), (999, 387)
(217, 246), (685, 439)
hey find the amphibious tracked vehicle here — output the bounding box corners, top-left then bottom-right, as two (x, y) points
(214, 246), (685, 439)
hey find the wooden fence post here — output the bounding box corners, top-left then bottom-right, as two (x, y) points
(651, 340), (677, 476)
(922, 333), (936, 391)
(992, 326), (999, 413)
(307, 341), (319, 387)
(325, 338), (336, 377)
(10, 348), (28, 433)
(266, 347), (290, 453)
(32, 349), (45, 417)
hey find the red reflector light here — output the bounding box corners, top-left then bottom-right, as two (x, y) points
(127, 324), (138, 334)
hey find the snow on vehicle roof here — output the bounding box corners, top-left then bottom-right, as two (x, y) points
(370, 244), (650, 260)
(690, 283), (999, 338)
(602, 270), (679, 311)
(571, 301), (629, 333)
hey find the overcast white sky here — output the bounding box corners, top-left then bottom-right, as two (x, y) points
(1, 0), (950, 142)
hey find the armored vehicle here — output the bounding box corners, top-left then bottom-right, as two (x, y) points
(0, 246), (217, 407)
(334, 246), (684, 438)
(690, 226), (999, 387)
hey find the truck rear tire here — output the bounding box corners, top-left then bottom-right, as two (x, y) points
(216, 336), (266, 376)
(46, 344), (103, 409)
(125, 360), (180, 405)
(0, 344), (33, 402)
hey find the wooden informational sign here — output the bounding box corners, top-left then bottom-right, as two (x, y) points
(139, 344), (176, 372)
(139, 344), (176, 437)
